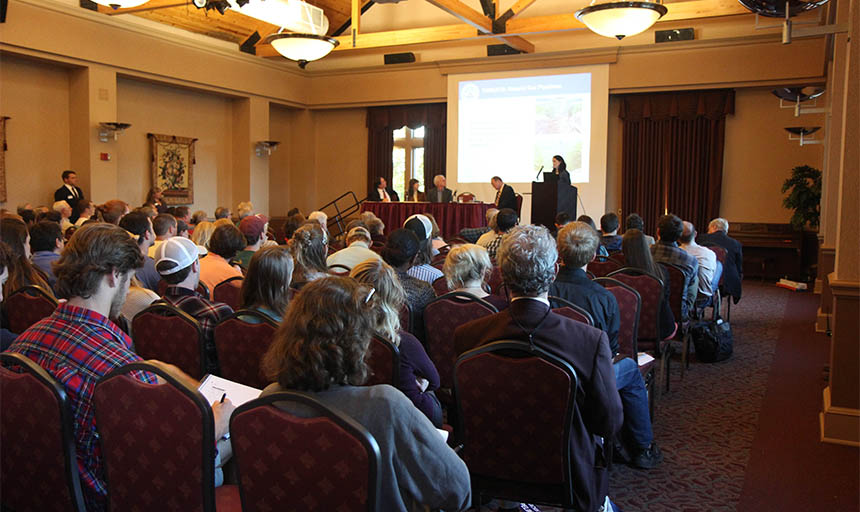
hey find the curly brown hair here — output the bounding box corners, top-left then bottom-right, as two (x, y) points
(262, 276), (375, 391)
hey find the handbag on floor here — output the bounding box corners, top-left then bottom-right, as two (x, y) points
(691, 317), (733, 362)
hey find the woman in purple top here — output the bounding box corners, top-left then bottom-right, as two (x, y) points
(350, 259), (443, 427)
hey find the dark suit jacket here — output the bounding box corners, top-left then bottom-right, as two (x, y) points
(54, 185), (85, 221)
(427, 187), (453, 203)
(550, 267), (619, 355)
(373, 187), (399, 202)
(698, 230), (743, 301)
(495, 184), (517, 211)
(454, 298), (623, 512)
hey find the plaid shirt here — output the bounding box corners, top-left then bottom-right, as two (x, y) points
(458, 226), (490, 244)
(485, 233), (505, 261)
(7, 303), (156, 511)
(162, 285), (233, 373)
(651, 240), (699, 318)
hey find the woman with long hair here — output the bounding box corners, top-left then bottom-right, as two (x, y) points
(260, 276), (470, 511)
(443, 243), (508, 311)
(622, 228), (675, 339)
(405, 178), (425, 202)
(240, 246), (293, 323)
(191, 221), (216, 249)
(552, 154), (571, 186)
(289, 222), (328, 288)
(350, 259), (443, 426)
(0, 217), (54, 299)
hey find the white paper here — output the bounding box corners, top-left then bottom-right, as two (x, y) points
(437, 428), (449, 441)
(637, 352), (655, 366)
(198, 374), (261, 407)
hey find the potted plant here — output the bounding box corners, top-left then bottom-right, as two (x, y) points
(781, 165), (821, 230)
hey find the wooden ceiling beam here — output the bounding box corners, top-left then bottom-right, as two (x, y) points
(98, 0), (186, 15)
(424, 0), (493, 33)
(351, 0), (361, 35)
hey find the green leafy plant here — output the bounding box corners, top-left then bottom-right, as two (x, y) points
(781, 165), (821, 229)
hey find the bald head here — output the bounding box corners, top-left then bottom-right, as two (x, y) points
(679, 221), (696, 244)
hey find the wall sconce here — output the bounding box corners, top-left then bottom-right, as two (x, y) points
(255, 140), (280, 157)
(785, 126), (822, 146)
(772, 87), (826, 116)
(98, 122), (132, 142)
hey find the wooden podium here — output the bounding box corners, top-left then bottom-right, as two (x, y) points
(531, 173), (577, 228)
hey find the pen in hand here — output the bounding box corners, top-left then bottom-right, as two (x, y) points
(220, 393), (226, 403)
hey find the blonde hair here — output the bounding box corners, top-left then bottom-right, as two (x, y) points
(191, 221), (216, 249)
(444, 243), (492, 290)
(213, 218), (234, 229)
(349, 259), (405, 346)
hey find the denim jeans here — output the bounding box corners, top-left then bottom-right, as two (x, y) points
(613, 357), (653, 450)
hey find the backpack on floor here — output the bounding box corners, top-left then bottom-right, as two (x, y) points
(691, 317), (733, 362)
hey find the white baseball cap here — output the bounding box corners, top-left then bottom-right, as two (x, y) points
(154, 237), (208, 275)
(404, 214), (432, 240)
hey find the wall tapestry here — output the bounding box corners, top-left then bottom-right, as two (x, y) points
(148, 133), (197, 205)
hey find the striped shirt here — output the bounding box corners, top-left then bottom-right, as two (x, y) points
(407, 263), (444, 284)
(7, 303), (156, 511)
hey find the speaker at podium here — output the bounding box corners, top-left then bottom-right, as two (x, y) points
(531, 173), (577, 228)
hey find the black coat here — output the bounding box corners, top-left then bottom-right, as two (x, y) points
(698, 230), (743, 301)
(54, 185), (85, 221)
(495, 183), (517, 211)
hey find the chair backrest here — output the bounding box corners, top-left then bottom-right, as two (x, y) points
(364, 336), (401, 386)
(660, 262), (686, 323)
(423, 292), (498, 389)
(431, 276), (449, 296)
(398, 303), (412, 334)
(328, 263), (351, 276)
(608, 252), (626, 266)
(594, 278), (641, 359)
(487, 266), (504, 296)
(548, 296), (594, 326)
(457, 192), (475, 203)
(702, 243), (727, 265)
(454, 341), (578, 507)
(1, 353), (86, 512)
(212, 276), (243, 310)
(94, 362), (218, 512)
(5, 285), (58, 334)
(197, 281), (210, 299)
(515, 194), (523, 218)
(606, 268), (664, 348)
(214, 310), (278, 389)
(132, 302), (206, 379)
(586, 258), (622, 278)
(159, 280), (210, 299)
(230, 392), (381, 512)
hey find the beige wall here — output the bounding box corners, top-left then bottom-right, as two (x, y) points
(116, 77), (234, 216)
(0, 55), (72, 208)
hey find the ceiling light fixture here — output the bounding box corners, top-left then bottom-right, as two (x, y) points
(575, 1), (668, 40)
(92, 0), (150, 9)
(265, 33), (339, 67)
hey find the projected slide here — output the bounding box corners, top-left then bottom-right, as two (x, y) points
(457, 73), (591, 184)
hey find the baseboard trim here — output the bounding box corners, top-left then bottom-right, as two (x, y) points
(815, 307), (831, 333)
(820, 386), (860, 447)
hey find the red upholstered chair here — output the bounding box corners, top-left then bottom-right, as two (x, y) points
(548, 296), (594, 326)
(132, 301), (207, 379)
(586, 257), (622, 278)
(457, 192), (476, 203)
(5, 285), (58, 334)
(607, 268), (673, 393)
(399, 303), (412, 335)
(514, 194), (523, 218)
(1, 353), (87, 512)
(487, 266), (504, 296)
(454, 340), (580, 509)
(213, 276), (243, 310)
(94, 362), (240, 512)
(423, 291), (498, 391)
(609, 252), (626, 266)
(659, 262), (693, 377)
(214, 310), (278, 389)
(431, 276), (449, 296)
(364, 336), (401, 386)
(230, 391), (381, 512)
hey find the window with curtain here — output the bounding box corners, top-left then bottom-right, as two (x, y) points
(392, 126), (425, 199)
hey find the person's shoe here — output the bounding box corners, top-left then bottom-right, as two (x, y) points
(612, 440), (632, 464)
(632, 442), (663, 469)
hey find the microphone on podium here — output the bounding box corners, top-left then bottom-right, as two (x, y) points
(534, 165), (544, 181)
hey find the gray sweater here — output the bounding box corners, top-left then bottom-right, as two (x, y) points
(261, 383), (471, 511)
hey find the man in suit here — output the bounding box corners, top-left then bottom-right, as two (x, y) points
(54, 170), (85, 223)
(698, 217), (743, 303)
(454, 224), (623, 512)
(373, 176), (399, 202)
(491, 176), (517, 212)
(426, 174), (453, 203)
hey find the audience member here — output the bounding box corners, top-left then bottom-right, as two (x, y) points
(233, 214), (269, 270)
(18, 208), (35, 227)
(191, 220), (215, 249)
(426, 174), (453, 203)
(478, 208), (518, 260)
(53, 200), (74, 233)
(213, 217), (234, 229)
(134, 204), (157, 220)
(459, 207), (497, 244)
(453, 225), (622, 512)
(99, 200), (128, 225)
(144, 187), (167, 214)
(29, 221), (64, 289)
(350, 259), (443, 426)
(307, 210), (328, 230)
(237, 201), (254, 220)
(405, 178), (425, 202)
(578, 215), (609, 257)
(600, 212), (623, 252)
(550, 221), (662, 468)
(423, 212), (447, 253)
(119, 212), (160, 292)
(367, 217), (386, 244)
(443, 243), (508, 311)
(0, 217), (53, 299)
(698, 217), (743, 303)
(651, 214), (699, 320)
(382, 228), (435, 339)
(54, 170), (85, 222)
(554, 212), (572, 234)
(214, 206), (231, 220)
(0, 242), (18, 349)
(491, 175), (517, 211)
(260, 276), (471, 511)
(176, 220), (191, 239)
(626, 213), (654, 245)
(623, 229), (676, 339)
(37, 209), (61, 224)
(403, 214), (444, 284)
(289, 223), (328, 288)
(326, 226), (380, 270)
(148, 213), (177, 258)
(240, 245), (293, 323)
(287, 207), (301, 217)
(475, 209), (499, 247)
(374, 176), (399, 202)
(282, 212), (305, 242)
(199, 224), (244, 296)
(191, 210), (208, 226)
(156, 236), (233, 373)
(679, 221), (717, 303)
(74, 200), (96, 226)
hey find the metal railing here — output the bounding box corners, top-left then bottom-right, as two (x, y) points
(317, 191), (366, 241)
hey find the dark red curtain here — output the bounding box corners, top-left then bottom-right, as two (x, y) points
(620, 89), (734, 234)
(366, 103), (446, 198)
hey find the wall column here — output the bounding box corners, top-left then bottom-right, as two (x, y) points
(231, 97), (271, 215)
(69, 65), (118, 203)
(820, 0), (859, 447)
